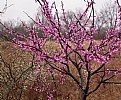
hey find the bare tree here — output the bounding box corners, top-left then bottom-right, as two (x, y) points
(0, 42), (34, 100)
(95, 1), (118, 34)
(0, 0), (13, 14)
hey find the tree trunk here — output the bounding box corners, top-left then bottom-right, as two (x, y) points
(80, 91), (87, 100)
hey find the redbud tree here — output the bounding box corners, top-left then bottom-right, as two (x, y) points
(1, 0), (121, 100)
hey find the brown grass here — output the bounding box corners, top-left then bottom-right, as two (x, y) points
(0, 41), (121, 100)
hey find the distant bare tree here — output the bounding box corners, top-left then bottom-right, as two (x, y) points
(95, 1), (118, 34)
(0, 42), (34, 100)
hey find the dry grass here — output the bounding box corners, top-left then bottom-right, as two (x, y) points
(0, 41), (121, 100)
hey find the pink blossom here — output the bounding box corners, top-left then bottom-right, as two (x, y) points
(34, 68), (41, 75)
(105, 69), (110, 75)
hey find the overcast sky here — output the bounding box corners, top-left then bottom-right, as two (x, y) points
(0, 0), (117, 22)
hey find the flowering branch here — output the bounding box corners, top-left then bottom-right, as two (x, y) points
(0, 0), (121, 100)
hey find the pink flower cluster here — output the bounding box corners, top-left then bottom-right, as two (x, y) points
(7, 0), (120, 78)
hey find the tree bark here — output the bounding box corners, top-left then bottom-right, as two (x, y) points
(80, 91), (87, 100)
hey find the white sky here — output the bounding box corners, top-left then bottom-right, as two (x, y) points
(0, 0), (117, 22)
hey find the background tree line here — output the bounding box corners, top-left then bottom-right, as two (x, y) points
(0, 1), (119, 41)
